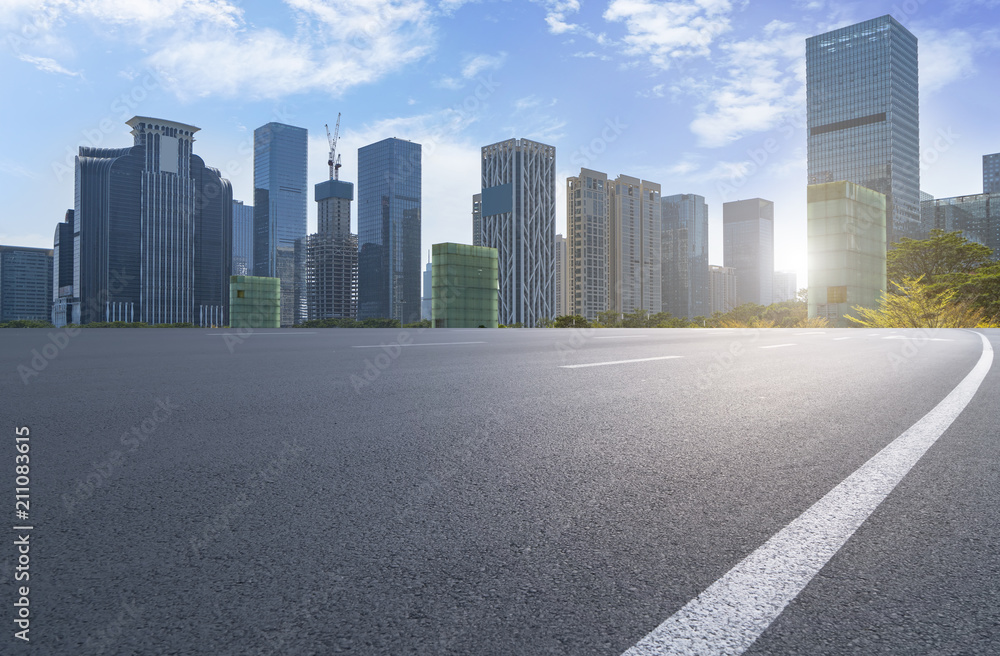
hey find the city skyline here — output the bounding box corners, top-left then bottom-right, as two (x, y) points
(2, 2), (999, 290)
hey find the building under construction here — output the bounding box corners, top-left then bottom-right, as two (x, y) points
(306, 115), (359, 320)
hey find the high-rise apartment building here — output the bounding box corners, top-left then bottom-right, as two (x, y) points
(566, 169), (609, 321)
(307, 176), (358, 321)
(232, 200), (254, 276)
(984, 153), (1000, 195)
(0, 245), (52, 322)
(708, 265), (738, 315)
(358, 138), (422, 323)
(59, 117), (232, 326)
(921, 193), (1000, 260)
(253, 122), (308, 326)
(554, 233), (567, 318)
(807, 15), (920, 245)
(609, 176), (661, 315)
(481, 138), (555, 327)
(808, 181), (887, 326)
(661, 193), (709, 319)
(472, 193), (483, 247)
(723, 198), (774, 306)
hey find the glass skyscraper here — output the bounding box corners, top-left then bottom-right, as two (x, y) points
(661, 193), (710, 320)
(985, 153), (1000, 195)
(481, 138), (556, 327)
(806, 15), (920, 245)
(723, 198), (774, 307)
(0, 245), (52, 322)
(357, 137), (422, 323)
(232, 200), (254, 276)
(253, 122), (308, 326)
(62, 117), (232, 326)
(921, 193), (1000, 260)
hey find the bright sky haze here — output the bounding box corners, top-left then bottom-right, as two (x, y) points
(2, 0), (998, 288)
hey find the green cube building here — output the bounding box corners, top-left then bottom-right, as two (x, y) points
(432, 243), (499, 328)
(229, 276), (281, 328)
(807, 182), (887, 326)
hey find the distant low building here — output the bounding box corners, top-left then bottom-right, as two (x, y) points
(920, 193), (1000, 259)
(432, 243), (498, 328)
(808, 181), (886, 326)
(0, 245), (52, 322)
(230, 276), (280, 328)
(772, 271), (798, 304)
(708, 265), (737, 315)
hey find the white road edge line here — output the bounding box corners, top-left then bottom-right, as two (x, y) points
(560, 356), (682, 369)
(351, 341), (486, 348)
(759, 343), (796, 349)
(622, 331), (993, 656)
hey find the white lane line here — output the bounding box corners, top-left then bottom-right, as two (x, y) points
(622, 332), (993, 656)
(833, 337), (852, 341)
(351, 341), (486, 348)
(759, 343), (796, 349)
(207, 332), (317, 335)
(794, 331), (826, 335)
(883, 335), (953, 342)
(560, 356), (682, 369)
(595, 335), (651, 339)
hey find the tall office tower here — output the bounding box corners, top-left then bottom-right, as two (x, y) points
(65, 117), (231, 326)
(232, 200), (254, 276)
(52, 210), (76, 325)
(481, 138), (555, 327)
(358, 137), (422, 323)
(421, 258), (432, 321)
(0, 245), (52, 322)
(661, 193), (709, 319)
(554, 233), (568, 318)
(566, 169), (609, 321)
(723, 198), (774, 306)
(253, 122), (308, 326)
(808, 182), (886, 325)
(307, 175), (358, 321)
(472, 193), (483, 247)
(921, 193), (1000, 260)
(609, 175), (661, 315)
(708, 265), (738, 315)
(985, 153), (1000, 194)
(772, 271), (799, 303)
(807, 15), (920, 245)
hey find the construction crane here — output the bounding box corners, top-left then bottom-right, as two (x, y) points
(325, 113), (342, 180)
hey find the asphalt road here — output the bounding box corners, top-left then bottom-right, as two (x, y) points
(1, 326), (998, 655)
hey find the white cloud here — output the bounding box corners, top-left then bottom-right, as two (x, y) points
(461, 51), (506, 78)
(17, 54), (82, 77)
(531, 0), (581, 34)
(572, 50), (612, 61)
(688, 21), (806, 147)
(603, 0), (736, 68)
(636, 83), (665, 98)
(2, 0), (439, 100)
(917, 27), (1000, 95)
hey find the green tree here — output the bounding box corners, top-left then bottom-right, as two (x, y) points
(595, 310), (621, 328)
(849, 276), (986, 328)
(887, 230), (992, 291)
(553, 315), (590, 328)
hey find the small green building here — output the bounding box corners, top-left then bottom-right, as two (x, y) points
(807, 181), (887, 326)
(432, 243), (499, 328)
(229, 276), (281, 328)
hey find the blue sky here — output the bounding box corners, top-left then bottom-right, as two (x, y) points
(2, 0), (998, 288)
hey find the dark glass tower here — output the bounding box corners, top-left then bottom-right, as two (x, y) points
(67, 117), (231, 326)
(0, 245), (52, 322)
(253, 122), (308, 326)
(806, 15), (920, 245)
(232, 200), (254, 276)
(723, 198), (774, 307)
(661, 193), (710, 320)
(985, 153), (1000, 195)
(357, 138), (421, 323)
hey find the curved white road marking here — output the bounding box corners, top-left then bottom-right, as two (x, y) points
(623, 332), (993, 656)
